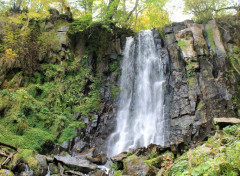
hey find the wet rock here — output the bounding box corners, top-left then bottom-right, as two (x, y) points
(57, 32), (69, 48)
(175, 28), (198, 58)
(207, 19), (226, 57)
(8, 153), (23, 170)
(91, 115), (99, 128)
(75, 148), (95, 159)
(49, 163), (59, 174)
(71, 138), (88, 155)
(123, 155), (157, 176)
(60, 141), (69, 149)
(65, 170), (85, 175)
(54, 155), (97, 173)
(188, 24), (209, 56)
(58, 26), (69, 32)
(89, 169), (108, 176)
(86, 152), (107, 165)
(34, 154), (48, 176)
(45, 156), (54, 163)
(110, 53), (118, 60)
(111, 152), (127, 162)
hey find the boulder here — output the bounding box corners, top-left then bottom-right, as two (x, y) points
(49, 163), (59, 174)
(75, 148), (95, 159)
(123, 155), (157, 176)
(44, 22), (54, 31)
(58, 26), (69, 32)
(89, 169), (108, 176)
(111, 152), (127, 162)
(34, 154), (48, 176)
(0, 169), (14, 176)
(214, 118), (240, 127)
(86, 152), (107, 165)
(65, 170), (85, 176)
(175, 28), (198, 59)
(54, 155), (97, 173)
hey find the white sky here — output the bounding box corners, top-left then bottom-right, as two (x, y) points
(165, 0), (239, 22)
(2, 0), (240, 22)
(164, 0), (192, 22)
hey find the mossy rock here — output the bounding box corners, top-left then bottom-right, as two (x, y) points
(8, 152), (23, 170)
(49, 163), (59, 174)
(123, 155), (157, 176)
(0, 169), (14, 176)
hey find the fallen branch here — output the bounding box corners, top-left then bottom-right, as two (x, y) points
(0, 142), (17, 151)
(1, 152), (14, 166)
(0, 152), (8, 158)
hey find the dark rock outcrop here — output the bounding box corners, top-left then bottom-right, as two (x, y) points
(123, 155), (157, 176)
(163, 18), (239, 147)
(45, 16), (240, 165)
(54, 155), (97, 173)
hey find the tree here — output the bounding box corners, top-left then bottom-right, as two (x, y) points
(183, 0), (239, 22)
(130, 0), (170, 31)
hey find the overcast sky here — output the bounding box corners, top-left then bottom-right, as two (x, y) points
(165, 0), (192, 22)
(165, 0), (239, 22)
(2, 0), (239, 22)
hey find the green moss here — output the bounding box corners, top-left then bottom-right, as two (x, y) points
(145, 156), (163, 168)
(0, 53), (103, 151)
(186, 62), (198, 72)
(197, 101), (203, 111)
(113, 170), (122, 176)
(188, 77), (195, 86)
(58, 122), (85, 144)
(177, 40), (189, 48)
(18, 149), (38, 171)
(111, 162), (122, 171)
(229, 56), (240, 75)
(206, 28), (216, 51)
(165, 125), (240, 176)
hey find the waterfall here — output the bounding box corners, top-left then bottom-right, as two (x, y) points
(108, 30), (166, 156)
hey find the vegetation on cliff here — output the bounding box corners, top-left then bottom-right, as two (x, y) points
(111, 125), (240, 176)
(0, 0), (240, 175)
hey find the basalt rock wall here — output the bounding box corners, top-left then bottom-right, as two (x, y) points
(163, 17), (240, 147)
(61, 17), (240, 156)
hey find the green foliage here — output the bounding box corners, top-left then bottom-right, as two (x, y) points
(18, 149), (38, 170)
(223, 125), (238, 135)
(69, 15), (93, 33)
(0, 52), (103, 151)
(113, 170), (122, 176)
(0, 12), (61, 75)
(165, 125), (240, 176)
(228, 46), (240, 75)
(111, 162), (122, 171)
(183, 0), (235, 23)
(58, 122), (85, 144)
(150, 152), (158, 159)
(170, 159), (188, 175)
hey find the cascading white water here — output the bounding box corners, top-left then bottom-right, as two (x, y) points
(108, 30), (166, 156)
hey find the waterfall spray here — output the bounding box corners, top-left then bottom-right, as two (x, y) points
(108, 30), (166, 156)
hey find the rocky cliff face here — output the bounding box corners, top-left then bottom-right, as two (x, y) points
(163, 18), (240, 148)
(1, 13), (240, 175)
(76, 17), (240, 155)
